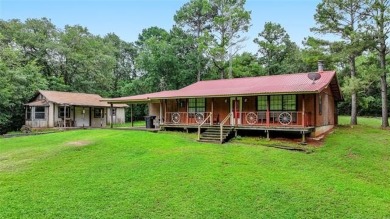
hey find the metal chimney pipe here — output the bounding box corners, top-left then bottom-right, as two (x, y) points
(318, 60), (324, 72)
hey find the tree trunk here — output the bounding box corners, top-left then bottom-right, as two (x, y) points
(379, 50), (389, 127)
(350, 56), (358, 125)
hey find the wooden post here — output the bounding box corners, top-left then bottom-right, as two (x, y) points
(266, 96), (270, 127)
(130, 104), (133, 127)
(164, 100), (167, 124)
(82, 107), (85, 128)
(63, 105), (66, 128)
(211, 98), (214, 125)
(100, 108), (103, 127)
(72, 106), (75, 127)
(159, 101), (163, 125)
(302, 95), (305, 127)
(301, 131), (307, 145)
(313, 94), (317, 127)
(235, 97), (238, 127)
(110, 103), (113, 128)
(186, 99), (189, 124)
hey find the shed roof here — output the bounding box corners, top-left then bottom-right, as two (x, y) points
(30, 90), (128, 107)
(102, 71), (342, 103)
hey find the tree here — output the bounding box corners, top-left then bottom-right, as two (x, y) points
(312, 0), (369, 125)
(174, 0), (215, 81)
(254, 22), (303, 75)
(136, 27), (200, 92)
(0, 33), (48, 134)
(301, 37), (337, 71)
(209, 0), (251, 79)
(58, 25), (116, 96)
(366, 0), (390, 127)
(104, 33), (138, 97)
(231, 52), (264, 77)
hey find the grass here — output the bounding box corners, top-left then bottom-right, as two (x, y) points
(113, 120), (145, 128)
(0, 116), (389, 218)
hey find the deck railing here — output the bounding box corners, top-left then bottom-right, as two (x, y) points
(164, 111), (312, 127)
(197, 112), (213, 140)
(240, 111), (312, 127)
(165, 112), (212, 125)
(220, 113), (232, 143)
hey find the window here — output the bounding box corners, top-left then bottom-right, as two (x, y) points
(257, 96), (267, 111)
(269, 95), (297, 111)
(26, 107), (32, 120)
(111, 108), (116, 116)
(188, 98), (205, 113)
(94, 108), (104, 118)
(34, 107), (45, 119)
(283, 95), (296, 111)
(58, 106), (71, 118)
(270, 95), (283, 110)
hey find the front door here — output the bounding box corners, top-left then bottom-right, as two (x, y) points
(75, 107), (90, 127)
(230, 97), (242, 125)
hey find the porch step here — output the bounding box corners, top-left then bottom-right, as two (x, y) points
(198, 126), (234, 143)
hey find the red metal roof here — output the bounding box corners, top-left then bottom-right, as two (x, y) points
(103, 71), (342, 103)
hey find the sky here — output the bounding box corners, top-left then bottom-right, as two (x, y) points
(0, 0), (322, 53)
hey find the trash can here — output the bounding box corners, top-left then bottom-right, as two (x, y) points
(144, 115), (156, 128)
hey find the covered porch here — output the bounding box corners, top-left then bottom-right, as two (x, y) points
(156, 94), (315, 129)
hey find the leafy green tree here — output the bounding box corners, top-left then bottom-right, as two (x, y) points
(135, 26), (169, 48)
(58, 25), (116, 96)
(301, 37), (337, 71)
(136, 27), (200, 92)
(0, 18), (61, 89)
(104, 33), (138, 97)
(0, 33), (47, 133)
(312, 0), (369, 125)
(209, 0), (251, 79)
(366, 0), (390, 127)
(254, 22), (308, 75)
(231, 52), (264, 77)
(174, 0), (215, 81)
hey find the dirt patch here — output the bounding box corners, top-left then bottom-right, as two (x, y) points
(65, 140), (91, 147)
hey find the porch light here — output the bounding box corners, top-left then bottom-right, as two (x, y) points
(225, 99), (228, 103)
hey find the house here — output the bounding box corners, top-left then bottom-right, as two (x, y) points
(101, 62), (342, 143)
(25, 90), (128, 128)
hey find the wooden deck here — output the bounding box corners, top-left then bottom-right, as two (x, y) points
(160, 124), (314, 133)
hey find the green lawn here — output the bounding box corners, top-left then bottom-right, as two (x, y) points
(113, 120), (146, 128)
(0, 116), (389, 218)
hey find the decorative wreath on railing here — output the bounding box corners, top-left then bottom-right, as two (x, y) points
(195, 113), (204, 124)
(246, 112), (258, 125)
(278, 112), (292, 125)
(172, 112), (181, 124)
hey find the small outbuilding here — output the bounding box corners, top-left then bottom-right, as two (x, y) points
(25, 90), (127, 128)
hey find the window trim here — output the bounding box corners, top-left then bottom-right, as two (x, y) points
(282, 94), (297, 111)
(188, 98), (206, 113)
(94, 108), (104, 118)
(26, 107), (32, 121)
(58, 106), (71, 119)
(34, 106), (46, 120)
(257, 95), (298, 111)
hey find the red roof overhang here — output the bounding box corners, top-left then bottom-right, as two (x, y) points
(102, 71), (343, 103)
